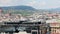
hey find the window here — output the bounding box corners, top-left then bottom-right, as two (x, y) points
(32, 27), (38, 30)
(32, 32), (37, 34)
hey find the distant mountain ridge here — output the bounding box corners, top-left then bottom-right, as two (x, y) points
(47, 8), (60, 12)
(0, 5), (60, 12)
(0, 6), (36, 10)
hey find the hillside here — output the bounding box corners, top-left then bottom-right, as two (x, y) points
(0, 6), (36, 16)
(0, 6), (36, 11)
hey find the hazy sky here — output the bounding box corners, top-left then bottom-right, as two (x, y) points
(0, 0), (60, 9)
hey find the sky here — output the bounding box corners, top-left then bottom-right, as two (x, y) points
(0, 0), (60, 9)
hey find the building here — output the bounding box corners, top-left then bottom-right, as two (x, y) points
(46, 19), (60, 34)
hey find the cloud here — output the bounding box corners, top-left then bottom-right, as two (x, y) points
(39, 1), (46, 7)
(0, 0), (21, 6)
(0, 0), (12, 6)
(35, 1), (47, 9)
(26, 1), (36, 6)
(0, 0), (11, 3)
(26, 1), (46, 7)
(0, 0), (60, 9)
(48, 6), (60, 8)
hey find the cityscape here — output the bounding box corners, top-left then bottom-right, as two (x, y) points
(0, 8), (60, 34)
(0, 0), (60, 34)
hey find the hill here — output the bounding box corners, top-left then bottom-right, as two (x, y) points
(0, 6), (36, 11)
(0, 6), (36, 16)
